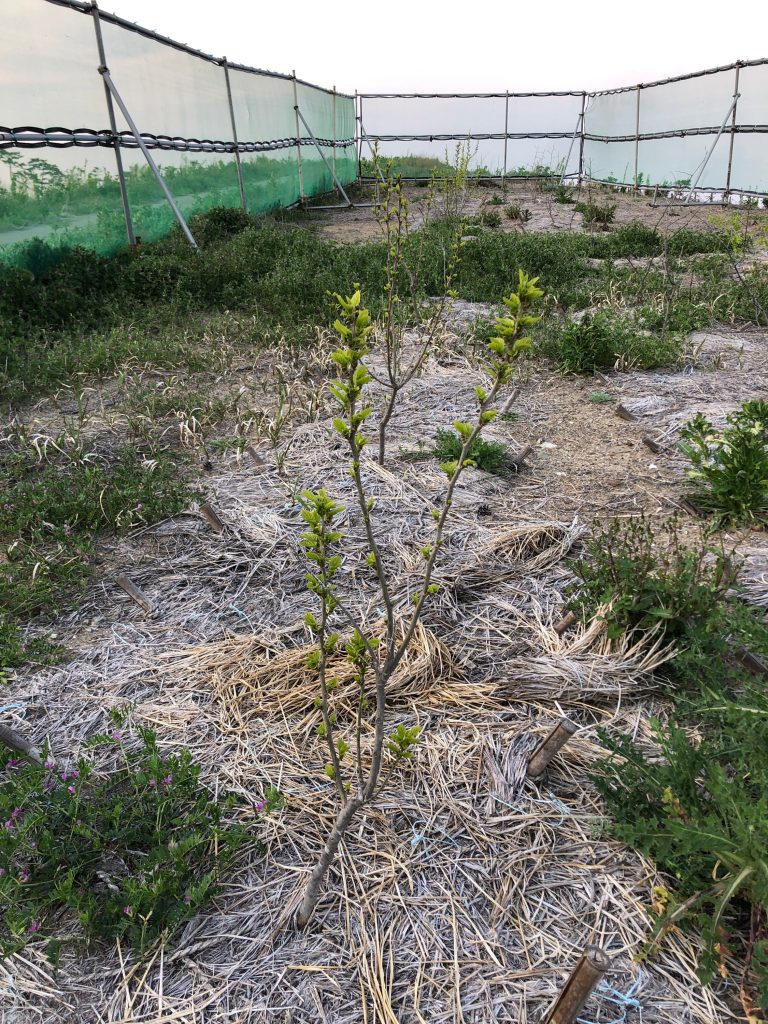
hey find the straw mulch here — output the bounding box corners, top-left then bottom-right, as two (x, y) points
(3, 332), (761, 1024)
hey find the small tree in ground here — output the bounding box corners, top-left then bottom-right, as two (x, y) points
(295, 271), (543, 927)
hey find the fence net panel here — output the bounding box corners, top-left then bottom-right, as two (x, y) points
(0, 0), (355, 263)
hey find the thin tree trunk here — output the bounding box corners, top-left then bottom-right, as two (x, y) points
(296, 795), (364, 928)
(377, 390), (398, 466)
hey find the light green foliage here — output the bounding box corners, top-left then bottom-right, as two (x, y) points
(587, 390), (615, 404)
(296, 273), (543, 924)
(679, 400), (768, 523)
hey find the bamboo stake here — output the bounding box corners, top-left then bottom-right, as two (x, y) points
(115, 575), (153, 614)
(545, 946), (612, 1024)
(615, 404), (637, 422)
(642, 436), (663, 454)
(527, 718), (578, 778)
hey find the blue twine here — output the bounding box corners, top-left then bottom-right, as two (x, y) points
(227, 603), (257, 631)
(577, 974), (643, 1024)
(0, 704), (26, 719)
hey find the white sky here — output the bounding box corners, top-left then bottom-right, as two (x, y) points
(100, 0), (767, 95)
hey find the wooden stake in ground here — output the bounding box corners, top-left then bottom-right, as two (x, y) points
(527, 718), (578, 778)
(115, 575), (153, 614)
(0, 723), (42, 764)
(545, 945), (612, 1024)
(199, 502), (225, 534)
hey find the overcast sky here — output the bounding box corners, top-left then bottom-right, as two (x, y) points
(101, 0), (767, 94)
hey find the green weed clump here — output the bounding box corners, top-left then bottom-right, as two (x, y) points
(575, 200), (616, 226)
(679, 400), (768, 523)
(0, 713), (280, 957)
(433, 427), (508, 475)
(567, 514), (736, 643)
(594, 700), (768, 1007)
(547, 311), (680, 374)
(0, 438), (200, 672)
(505, 204), (532, 223)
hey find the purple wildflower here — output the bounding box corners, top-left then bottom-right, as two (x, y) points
(19, 870), (29, 883)
(44, 760), (56, 770)
(67, 785), (76, 795)
(27, 922), (41, 935)
(253, 799), (267, 813)
(147, 779), (156, 788)
(123, 906), (133, 916)
(160, 774), (172, 787)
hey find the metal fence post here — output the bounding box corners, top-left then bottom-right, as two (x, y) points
(724, 61), (742, 203)
(356, 91), (364, 182)
(332, 86), (338, 193)
(502, 91), (509, 189)
(91, 3), (135, 247)
(292, 72), (305, 205)
(578, 92), (587, 184)
(222, 57), (247, 211)
(633, 84), (641, 190)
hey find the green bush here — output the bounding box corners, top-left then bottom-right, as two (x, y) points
(433, 427), (508, 475)
(575, 200), (616, 226)
(548, 311), (680, 374)
(567, 514), (736, 642)
(594, 700), (768, 1005)
(679, 401), (768, 523)
(505, 204), (532, 223)
(0, 714), (280, 956)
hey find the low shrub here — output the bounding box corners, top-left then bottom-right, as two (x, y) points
(505, 204), (532, 223)
(0, 714), (280, 957)
(575, 200), (616, 226)
(679, 400), (768, 523)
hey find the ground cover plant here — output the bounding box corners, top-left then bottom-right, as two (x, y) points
(543, 310), (681, 374)
(0, 429), (200, 674)
(679, 399), (768, 523)
(0, 712), (278, 957)
(569, 514), (768, 1011)
(432, 427), (509, 475)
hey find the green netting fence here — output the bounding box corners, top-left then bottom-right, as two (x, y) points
(0, 0), (356, 265)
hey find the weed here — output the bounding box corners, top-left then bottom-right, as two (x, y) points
(0, 436), (200, 669)
(433, 427), (509, 475)
(567, 514), (736, 642)
(546, 311), (680, 374)
(553, 185), (575, 204)
(479, 209), (502, 228)
(679, 400), (768, 523)
(576, 201), (616, 227)
(485, 194), (504, 206)
(0, 711), (279, 956)
(587, 390), (615, 404)
(505, 204), (532, 223)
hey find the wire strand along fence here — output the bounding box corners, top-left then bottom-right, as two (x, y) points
(0, 0), (356, 259)
(359, 59), (768, 198)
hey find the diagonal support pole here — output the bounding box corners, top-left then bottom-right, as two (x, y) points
(295, 105), (353, 207)
(92, 3), (135, 246)
(684, 92), (740, 205)
(99, 67), (198, 248)
(560, 102), (584, 185)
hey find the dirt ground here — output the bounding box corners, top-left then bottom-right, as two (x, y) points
(2, 205), (768, 1023)
(308, 179), (768, 244)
